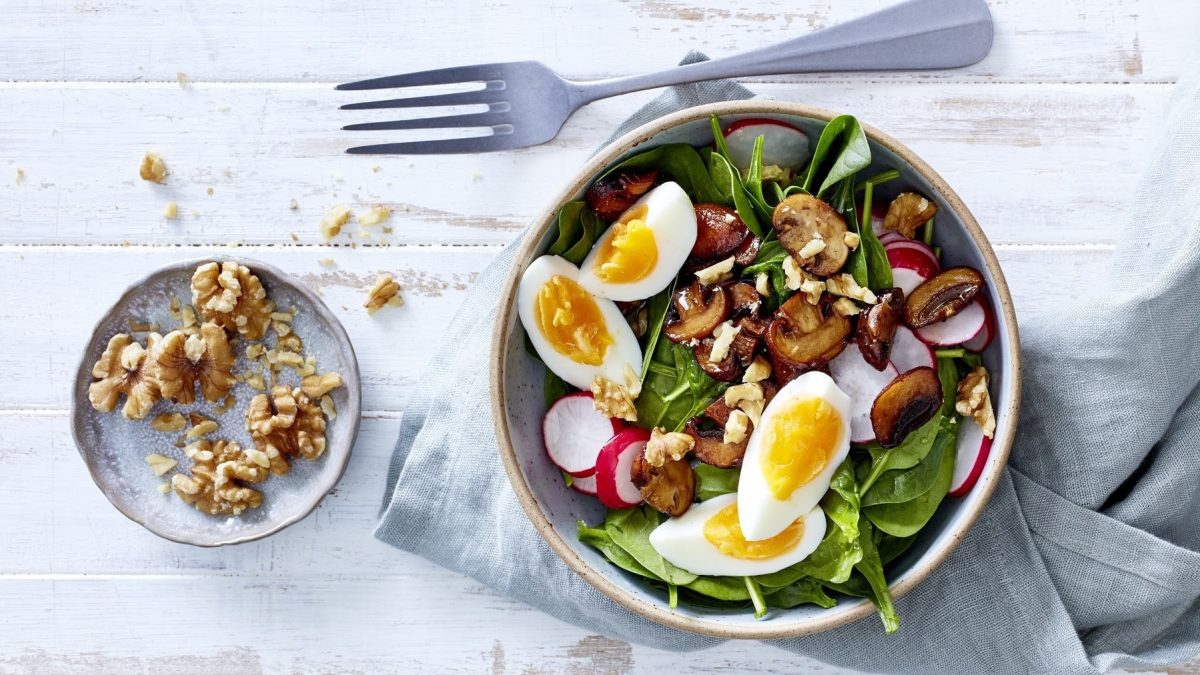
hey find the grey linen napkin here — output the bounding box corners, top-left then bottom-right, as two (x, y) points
(376, 53), (1200, 674)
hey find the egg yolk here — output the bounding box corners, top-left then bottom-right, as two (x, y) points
(703, 502), (806, 559)
(594, 207), (658, 284)
(761, 397), (843, 500)
(533, 275), (613, 366)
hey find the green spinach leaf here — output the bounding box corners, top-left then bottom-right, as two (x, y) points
(766, 577), (838, 609)
(635, 339), (726, 432)
(577, 522), (660, 580)
(604, 507), (697, 585)
(861, 428), (951, 507)
(859, 415), (943, 494)
(694, 464), (741, 501)
(685, 575), (753, 601)
(544, 369), (572, 410)
(878, 532), (918, 565)
(640, 281), (675, 380)
(937, 356), (959, 417)
(707, 150), (765, 237)
(854, 519), (900, 633)
(601, 144), (724, 204)
(858, 176), (894, 291)
(863, 422), (958, 538)
(803, 115), (872, 197)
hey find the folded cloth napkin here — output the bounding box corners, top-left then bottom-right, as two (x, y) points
(377, 53), (1200, 674)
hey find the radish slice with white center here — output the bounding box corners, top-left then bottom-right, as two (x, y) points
(543, 392), (624, 477)
(915, 300), (986, 347)
(571, 473), (598, 496)
(829, 347), (899, 443)
(723, 119), (811, 172)
(878, 230), (907, 246)
(884, 240), (939, 270)
(949, 422), (993, 497)
(595, 427), (650, 509)
(890, 326), (935, 373)
(963, 296), (997, 352)
(891, 268), (929, 297)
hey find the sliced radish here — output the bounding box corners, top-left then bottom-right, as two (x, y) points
(595, 427), (650, 509)
(891, 268), (929, 297)
(963, 296), (997, 352)
(723, 118), (810, 171)
(949, 421), (993, 498)
(571, 474), (598, 496)
(884, 240), (939, 270)
(915, 301), (986, 347)
(829, 347), (899, 443)
(869, 204), (888, 236)
(878, 230), (907, 246)
(890, 326), (935, 373)
(543, 392), (624, 477)
(887, 245), (939, 278)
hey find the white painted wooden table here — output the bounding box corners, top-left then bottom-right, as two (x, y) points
(1, 1), (1195, 672)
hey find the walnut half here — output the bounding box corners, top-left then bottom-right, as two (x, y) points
(245, 385), (328, 475)
(88, 333), (162, 420)
(171, 440), (268, 516)
(191, 262), (275, 340)
(156, 323), (236, 404)
(956, 366), (996, 438)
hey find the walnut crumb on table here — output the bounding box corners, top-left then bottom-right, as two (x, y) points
(357, 206), (392, 226)
(319, 204), (352, 240)
(162, 201), (178, 219)
(138, 152), (168, 183)
(364, 274), (404, 314)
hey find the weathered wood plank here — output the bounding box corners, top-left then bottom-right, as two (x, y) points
(0, 82), (1162, 247)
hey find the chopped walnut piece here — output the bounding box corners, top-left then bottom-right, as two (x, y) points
(743, 356), (771, 383)
(843, 231), (861, 249)
(357, 206), (392, 226)
(694, 256), (735, 286)
(157, 482), (172, 495)
(724, 409), (751, 445)
(245, 385), (328, 475)
(139, 152), (167, 183)
(151, 412), (187, 432)
(191, 261), (274, 340)
(708, 321), (739, 363)
(956, 366), (996, 439)
(319, 204), (352, 240)
(246, 343), (266, 361)
(832, 297), (861, 317)
(591, 365), (641, 422)
(883, 192), (938, 239)
(826, 273), (878, 304)
(320, 395), (337, 420)
(88, 333), (162, 420)
(725, 382), (764, 408)
(186, 419), (219, 439)
(797, 236), (827, 260)
(145, 453), (178, 477)
(171, 440), (267, 516)
(364, 274), (404, 314)
(214, 394), (236, 414)
(755, 272), (771, 297)
(155, 323), (236, 404)
(162, 202), (178, 219)
(245, 373), (266, 391)
(301, 372), (344, 399)
(645, 427), (695, 467)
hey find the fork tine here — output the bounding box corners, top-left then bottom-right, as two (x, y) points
(345, 134), (520, 155)
(342, 110), (510, 132)
(339, 83), (506, 111)
(336, 64), (503, 91)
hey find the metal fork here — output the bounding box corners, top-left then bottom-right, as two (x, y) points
(338, 0), (992, 155)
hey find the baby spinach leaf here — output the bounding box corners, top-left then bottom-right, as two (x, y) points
(544, 369), (572, 410)
(863, 424), (958, 538)
(639, 281), (675, 380)
(547, 201), (585, 258)
(861, 428), (951, 508)
(707, 150), (764, 237)
(859, 415), (943, 494)
(604, 507), (697, 585)
(822, 572), (871, 599)
(743, 135), (775, 225)
(694, 464), (741, 501)
(745, 576), (769, 618)
(766, 577), (837, 609)
(710, 114), (733, 163)
(577, 522), (661, 581)
(877, 533), (918, 565)
(831, 177), (870, 289)
(803, 115), (872, 197)
(858, 176), (894, 291)
(685, 575), (753, 601)
(601, 144), (724, 204)
(937, 356), (960, 417)
(854, 519), (900, 633)
(636, 337), (728, 432)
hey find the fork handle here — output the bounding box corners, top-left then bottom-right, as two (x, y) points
(570, 0), (992, 106)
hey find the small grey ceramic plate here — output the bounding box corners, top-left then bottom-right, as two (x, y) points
(70, 258), (361, 547)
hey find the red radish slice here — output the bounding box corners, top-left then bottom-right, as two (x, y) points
(595, 427), (650, 509)
(890, 326), (935, 373)
(915, 301), (986, 347)
(892, 268), (929, 297)
(884, 240), (939, 270)
(887, 245), (939, 278)
(829, 347), (899, 443)
(869, 204), (888, 236)
(543, 392), (624, 477)
(879, 230), (907, 246)
(963, 296), (997, 352)
(723, 118), (811, 171)
(571, 474), (598, 496)
(949, 421), (993, 497)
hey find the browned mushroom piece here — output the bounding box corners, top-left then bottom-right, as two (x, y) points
(904, 267), (985, 328)
(764, 293), (851, 369)
(664, 281), (730, 343)
(733, 234), (761, 267)
(693, 338), (742, 382)
(730, 329), (760, 366)
(871, 366), (943, 448)
(692, 203), (750, 259)
(726, 282), (762, 317)
(773, 194), (850, 276)
(705, 397), (735, 427)
(631, 452), (695, 517)
(585, 170), (658, 221)
(857, 288), (904, 371)
(685, 418), (749, 468)
(770, 352), (808, 386)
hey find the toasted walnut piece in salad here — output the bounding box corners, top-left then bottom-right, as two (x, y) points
(591, 365), (641, 422)
(742, 355), (772, 383)
(694, 256), (735, 286)
(644, 427), (694, 467)
(156, 323), (236, 404)
(723, 409), (751, 445)
(191, 261), (275, 340)
(172, 440), (268, 517)
(883, 192), (937, 239)
(88, 333), (162, 420)
(956, 366), (996, 438)
(826, 273), (878, 305)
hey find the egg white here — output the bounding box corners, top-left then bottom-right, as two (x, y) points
(517, 255), (643, 391)
(649, 493), (827, 576)
(737, 371), (851, 541)
(577, 181), (697, 302)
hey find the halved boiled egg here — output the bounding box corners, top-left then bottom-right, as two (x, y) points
(737, 371), (851, 541)
(649, 492), (826, 576)
(578, 181), (697, 302)
(517, 255), (642, 391)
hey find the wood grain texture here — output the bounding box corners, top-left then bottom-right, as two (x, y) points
(1, 0), (1196, 672)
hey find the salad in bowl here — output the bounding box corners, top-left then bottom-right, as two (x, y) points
(493, 104), (1018, 637)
